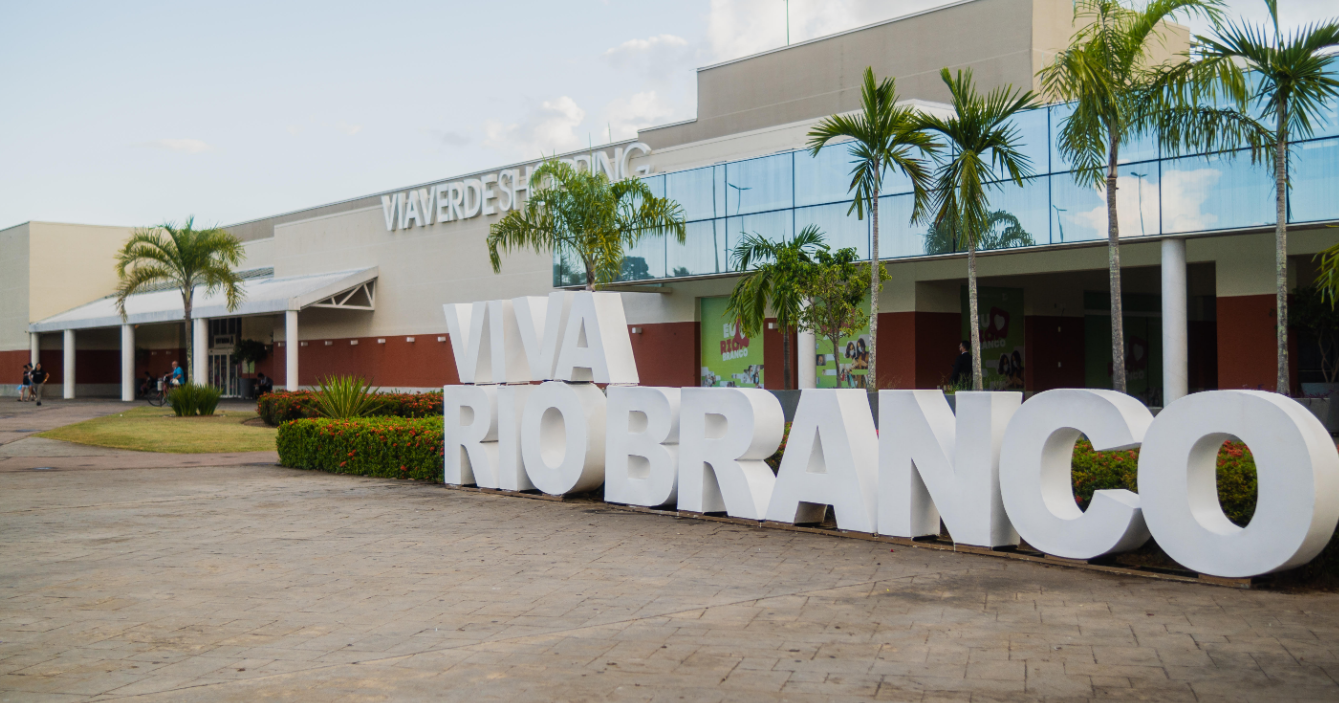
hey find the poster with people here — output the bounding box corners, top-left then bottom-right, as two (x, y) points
(960, 286), (1026, 390)
(699, 297), (764, 388)
(815, 296), (871, 389)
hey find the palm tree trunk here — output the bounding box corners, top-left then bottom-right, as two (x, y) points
(1106, 134), (1127, 394)
(584, 258), (596, 292)
(967, 233), (982, 391)
(868, 189), (880, 391)
(1275, 97), (1290, 395)
(182, 293), (193, 384)
(781, 324), (791, 390)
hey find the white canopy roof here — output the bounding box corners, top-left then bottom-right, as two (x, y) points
(29, 267), (378, 332)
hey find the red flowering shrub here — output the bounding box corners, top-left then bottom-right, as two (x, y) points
(276, 417), (443, 481)
(259, 390), (444, 426)
(1072, 439), (1257, 526)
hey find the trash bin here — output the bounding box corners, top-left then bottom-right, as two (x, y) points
(238, 377), (257, 400)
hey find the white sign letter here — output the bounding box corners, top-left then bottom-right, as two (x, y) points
(1139, 391), (1339, 577)
(678, 388), (782, 520)
(605, 387), (680, 507)
(999, 389), (1153, 560)
(878, 390), (1021, 547)
(521, 382), (607, 495)
(444, 385), (498, 486)
(553, 292), (638, 384)
(766, 389), (878, 533)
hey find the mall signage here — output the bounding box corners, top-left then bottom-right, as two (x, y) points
(443, 292), (1339, 579)
(383, 143), (653, 231)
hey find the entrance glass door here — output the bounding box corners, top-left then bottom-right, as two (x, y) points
(209, 352), (239, 397)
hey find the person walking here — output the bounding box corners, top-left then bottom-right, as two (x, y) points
(30, 362), (48, 406)
(950, 341), (971, 387)
(18, 363), (32, 402)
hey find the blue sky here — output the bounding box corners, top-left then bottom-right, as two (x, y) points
(1, 0), (1333, 230)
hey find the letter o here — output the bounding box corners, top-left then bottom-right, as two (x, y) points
(520, 381), (607, 495)
(1139, 391), (1339, 578)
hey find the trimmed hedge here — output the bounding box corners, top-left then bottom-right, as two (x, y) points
(277, 417), (444, 481)
(258, 390), (444, 426)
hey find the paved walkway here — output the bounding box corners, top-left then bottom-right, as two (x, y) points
(1, 448), (1337, 701)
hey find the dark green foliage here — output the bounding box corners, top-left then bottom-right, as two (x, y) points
(277, 418), (443, 481)
(315, 375), (387, 418)
(257, 390), (443, 426)
(168, 383), (222, 417)
(1071, 439), (1257, 527)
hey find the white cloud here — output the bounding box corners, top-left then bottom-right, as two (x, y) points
(1160, 168), (1221, 233)
(335, 121), (363, 136)
(601, 34), (694, 85)
(426, 129), (469, 147)
(484, 96), (587, 159)
(137, 138), (212, 154)
(604, 91), (681, 141)
(1072, 174), (1165, 237)
(705, 0), (943, 63)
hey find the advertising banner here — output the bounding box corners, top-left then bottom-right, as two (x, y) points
(961, 286), (1026, 390)
(699, 296), (764, 388)
(815, 296), (871, 388)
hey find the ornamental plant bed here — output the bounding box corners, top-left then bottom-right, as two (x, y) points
(258, 390), (444, 426)
(277, 417), (444, 481)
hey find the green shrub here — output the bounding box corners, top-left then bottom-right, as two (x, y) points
(258, 390), (443, 426)
(277, 417), (443, 481)
(315, 375), (387, 418)
(1072, 438), (1257, 526)
(168, 383), (222, 417)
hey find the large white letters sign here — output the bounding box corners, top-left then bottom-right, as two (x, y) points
(438, 292), (1339, 578)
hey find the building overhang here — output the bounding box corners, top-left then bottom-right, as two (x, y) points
(28, 267), (379, 333)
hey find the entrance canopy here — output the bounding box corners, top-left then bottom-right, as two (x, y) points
(29, 267), (378, 332)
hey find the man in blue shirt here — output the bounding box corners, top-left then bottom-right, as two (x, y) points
(169, 361), (185, 387)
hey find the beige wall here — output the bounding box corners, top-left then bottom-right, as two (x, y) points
(0, 224), (31, 352)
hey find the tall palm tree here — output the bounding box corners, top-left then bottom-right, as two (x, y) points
(916, 68), (1037, 390)
(488, 160), (686, 291)
(806, 67), (935, 390)
(1181, 0), (1339, 394)
(726, 225), (827, 390)
(1038, 0), (1224, 393)
(115, 217), (246, 382)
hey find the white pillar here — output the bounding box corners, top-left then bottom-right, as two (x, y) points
(63, 329), (75, 399)
(121, 324), (135, 402)
(285, 310), (299, 391)
(193, 317), (208, 385)
(1162, 237), (1188, 406)
(797, 328), (817, 389)
(30, 332), (39, 367)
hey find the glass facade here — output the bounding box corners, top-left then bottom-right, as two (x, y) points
(568, 88), (1339, 286)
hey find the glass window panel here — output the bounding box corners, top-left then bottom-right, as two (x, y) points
(1049, 102), (1158, 172)
(877, 194), (929, 259)
(981, 175), (1052, 249)
(617, 232), (667, 282)
(794, 202), (869, 259)
(667, 219), (726, 278)
(553, 250), (586, 288)
(1049, 173), (1107, 244)
(725, 211), (793, 267)
(665, 166), (719, 222)
(1306, 69), (1339, 140)
(1161, 149), (1273, 233)
(1290, 137), (1339, 224)
(640, 174), (665, 198)
(724, 153), (793, 215)
(880, 160), (915, 196)
(796, 142), (860, 206)
(1001, 107), (1050, 178)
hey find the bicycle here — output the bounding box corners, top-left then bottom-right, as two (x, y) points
(144, 377), (174, 407)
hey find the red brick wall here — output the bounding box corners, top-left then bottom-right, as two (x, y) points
(630, 321), (699, 388)
(1217, 295), (1279, 391)
(1025, 316), (1085, 392)
(36, 349), (122, 384)
(915, 312), (962, 390)
(1, 349), (30, 388)
(879, 312), (915, 389)
(762, 318), (799, 390)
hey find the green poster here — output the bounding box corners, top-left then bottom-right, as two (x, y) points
(815, 296), (871, 388)
(961, 286), (1026, 390)
(699, 297), (764, 388)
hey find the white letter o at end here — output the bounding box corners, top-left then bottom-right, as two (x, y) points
(1139, 390), (1339, 578)
(521, 381), (607, 495)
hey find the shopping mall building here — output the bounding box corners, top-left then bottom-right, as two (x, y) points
(4, 0), (1338, 402)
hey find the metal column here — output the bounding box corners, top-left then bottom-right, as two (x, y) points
(285, 310), (299, 391)
(63, 329), (75, 399)
(121, 324), (135, 402)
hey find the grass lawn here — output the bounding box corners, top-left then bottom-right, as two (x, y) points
(38, 406), (277, 454)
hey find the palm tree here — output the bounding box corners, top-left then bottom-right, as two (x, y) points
(1180, 0), (1339, 394)
(806, 67), (935, 390)
(916, 68), (1037, 390)
(488, 160), (686, 291)
(923, 210), (1035, 256)
(1038, 0), (1225, 393)
(726, 225), (826, 390)
(114, 217), (246, 382)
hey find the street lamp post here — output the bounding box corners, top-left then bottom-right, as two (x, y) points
(1130, 171), (1148, 236)
(1052, 204), (1067, 243)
